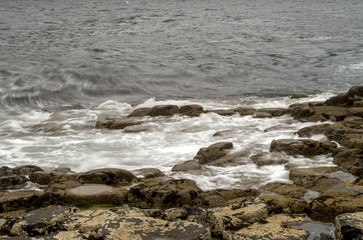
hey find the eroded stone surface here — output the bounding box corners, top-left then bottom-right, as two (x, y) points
(335, 212), (363, 240)
(270, 139), (337, 157)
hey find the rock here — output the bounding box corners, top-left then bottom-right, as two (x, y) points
(259, 182), (307, 198)
(2, 206), (78, 237)
(233, 107), (256, 116)
(250, 152), (289, 167)
(179, 104), (204, 117)
(128, 178), (202, 209)
(256, 108), (286, 117)
(342, 134), (363, 149)
(253, 111), (272, 118)
(95, 119), (142, 129)
(354, 175), (363, 186)
(209, 197), (269, 236)
(270, 139), (337, 157)
(296, 123), (331, 137)
(315, 106), (351, 121)
(212, 129), (235, 137)
(64, 184), (128, 205)
(194, 142), (233, 165)
(333, 148), (363, 176)
(335, 212), (363, 240)
(290, 93), (309, 99)
(127, 107), (152, 117)
(288, 103), (350, 122)
(0, 191), (50, 213)
(348, 107), (363, 118)
(148, 105), (179, 117)
(325, 93), (350, 106)
(204, 150), (250, 167)
(348, 85), (363, 98)
(259, 195), (310, 214)
(201, 189), (260, 208)
(171, 160), (202, 172)
(12, 165), (44, 176)
(205, 109), (236, 116)
(132, 168), (165, 179)
(0, 175), (27, 190)
(309, 183), (363, 222)
(98, 215), (211, 240)
(29, 169), (76, 186)
(352, 100), (363, 107)
(228, 214), (309, 240)
(149, 207), (209, 223)
(76, 168), (136, 185)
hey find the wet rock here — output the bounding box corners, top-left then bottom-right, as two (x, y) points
(29, 169), (76, 186)
(288, 103), (324, 122)
(150, 207), (209, 223)
(12, 165), (44, 176)
(259, 195), (310, 214)
(354, 175), (363, 186)
(256, 108), (286, 117)
(0, 175), (27, 190)
(209, 197), (269, 236)
(347, 107), (363, 118)
(270, 139), (337, 157)
(335, 212), (363, 240)
(98, 215), (211, 240)
(309, 183), (363, 222)
(233, 107), (256, 116)
(0, 191), (50, 213)
(315, 106), (351, 121)
(333, 148), (363, 176)
(132, 168), (165, 179)
(179, 104), (204, 117)
(2, 206), (78, 237)
(76, 168), (136, 186)
(342, 134), (363, 149)
(128, 178), (202, 209)
(148, 105), (179, 117)
(250, 152), (289, 167)
(171, 160), (202, 172)
(64, 184), (128, 205)
(352, 100), (363, 107)
(296, 123), (331, 137)
(212, 129), (235, 137)
(227, 214), (309, 240)
(205, 109), (236, 116)
(348, 85), (363, 98)
(259, 182), (307, 198)
(201, 189), (260, 208)
(325, 93), (350, 106)
(127, 107), (152, 117)
(95, 119), (142, 129)
(253, 111), (272, 118)
(290, 93), (309, 99)
(204, 150), (250, 167)
(194, 142), (233, 165)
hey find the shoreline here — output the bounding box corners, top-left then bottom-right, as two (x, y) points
(1, 86), (362, 239)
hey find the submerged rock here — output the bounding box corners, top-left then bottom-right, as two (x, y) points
(95, 119), (142, 129)
(270, 139), (337, 157)
(132, 168), (165, 179)
(333, 148), (363, 176)
(335, 212), (363, 240)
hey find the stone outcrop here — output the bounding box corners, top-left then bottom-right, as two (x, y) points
(259, 194), (310, 214)
(194, 142), (233, 165)
(270, 139), (337, 157)
(200, 189), (260, 208)
(132, 168), (165, 179)
(259, 182), (307, 198)
(76, 168), (136, 186)
(171, 160), (202, 172)
(296, 123), (331, 137)
(335, 212), (363, 240)
(333, 148), (363, 176)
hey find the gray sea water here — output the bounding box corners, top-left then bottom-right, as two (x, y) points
(0, 0), (362, 190)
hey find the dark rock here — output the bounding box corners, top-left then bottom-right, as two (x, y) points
(335, 212), (363, 240)
(123, 125), (150, 133)
(29, 169), (76, 186)
(150, 207), (209, 223)
(95, 119), (142, 129)
(132, 168), (165, 179)
(0, 175), (27, 190)
(250, 152), (289, 167)
(128, 179), (202, 209)
(171, 160), (201, 172)
(333, 148), (363, 176)
(12, 165), (43, 176)
(290, 93), (309, 99)
(148, 105), (179, 117)
(194, 142), (233, 165)
(2, 206), (78, 237)
(127, 107), (152, 117)
(0, 191), (50, 213)
(256, 108), (286, 117)
(204, 150), (250, 167)
(201, 189), (260, 208)
(270, 139), (337, 157)
(253, 111), (272, 118)
(179, 104), (204, 117)
(348, 85), (363, 98)
(205, 109), (236, 116)
(76, 168), (136, 185)
(212, 129), (234, 137)
(315, 106), (351, 121)
(325, 93), (350, 106)
(348, 107), (363, 118)
(233, 107), (256, 116)
(296, 124), (331, 137)
(354, 175), (363, 186)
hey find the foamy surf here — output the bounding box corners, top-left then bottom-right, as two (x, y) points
(0, 94), (337, 190)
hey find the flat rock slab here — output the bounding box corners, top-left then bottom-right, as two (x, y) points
(270, 139), (337, 157)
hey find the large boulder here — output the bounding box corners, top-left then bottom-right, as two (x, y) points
(148, 105), (179, 117)
(335, 212), (363, 240)
(179, 104), (204, 117)
(95, 118), (142, 129)
(76, 168), (136, 186)
(325, 93), (350, 106)
(270, 139), (337, 157)
(127, 107), (152, 117)
(12, 165), (43, 176)
(128, 179), (202, 209)
(171, 160), (202, 172)
(194, 142), (233, 165)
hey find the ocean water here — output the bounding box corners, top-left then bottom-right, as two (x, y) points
(0, 0), (362, 190)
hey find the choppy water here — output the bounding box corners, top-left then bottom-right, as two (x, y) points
(0, 0), (362, 190)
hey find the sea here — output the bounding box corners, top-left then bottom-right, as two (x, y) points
(0, 0), (362, 191)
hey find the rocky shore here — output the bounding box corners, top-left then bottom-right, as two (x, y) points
(1, 86), (363, 239)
